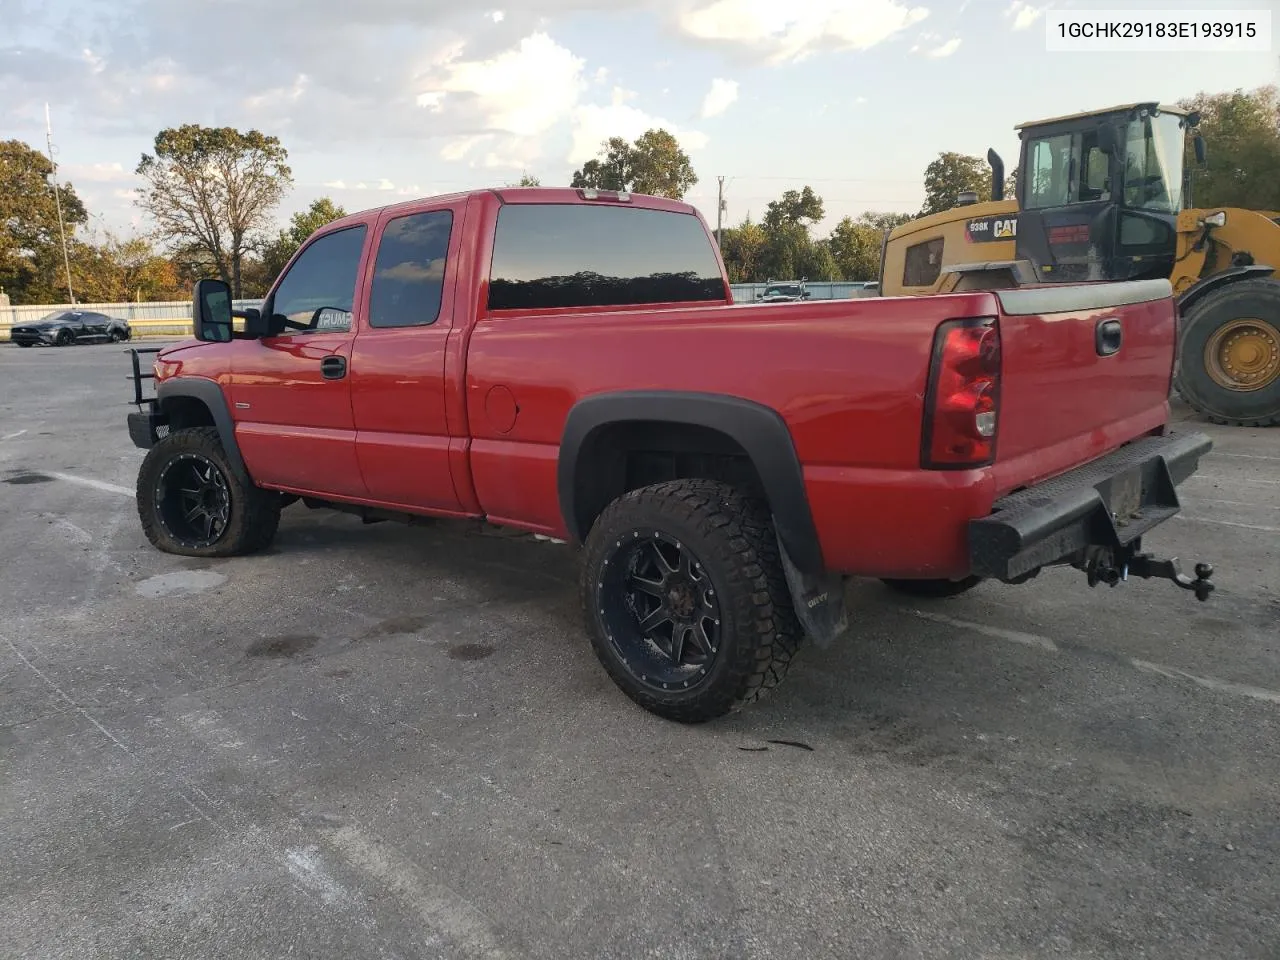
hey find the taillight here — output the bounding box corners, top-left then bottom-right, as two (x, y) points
(921, 317), (1002, 469)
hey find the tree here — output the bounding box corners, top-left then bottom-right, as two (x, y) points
(260, 197), (347, 281)
(827, 212), (912, 281)
(763, 186), (825, 231)
(718, 217), (768, 283)
(919, 151), (1000, 216)
(571, 129), (698, 199)
(135, 124), (293, 297)
(1178, 85), (1280, 210)
(69, 234), (185, 303)
(0, 139), (88, 303)
(507, 172), (541, 186)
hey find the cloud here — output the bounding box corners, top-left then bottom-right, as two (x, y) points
(677, 0), (929, 63)
(62, 162), (132, 183)
(924, 37), (960, 57)
(701, 78), (739, 118)
(570, 86), (708, 164)
(417, 31), (585, 138)
(1006, 1), (1044, 30)
(489, 10), (505, 22)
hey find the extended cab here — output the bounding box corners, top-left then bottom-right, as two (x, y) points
(126, 187), (1217, 723)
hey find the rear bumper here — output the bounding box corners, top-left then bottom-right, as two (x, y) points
(968, 429), (1213, 581)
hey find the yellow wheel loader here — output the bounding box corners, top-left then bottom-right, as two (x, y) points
(880, 102), (1280, 427)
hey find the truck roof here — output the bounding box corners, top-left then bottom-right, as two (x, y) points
(320, 186), (701, 233)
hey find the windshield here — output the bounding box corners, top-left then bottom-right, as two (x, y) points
(765, 285), (799, 297)
(1122, 113), (1184, 213)
(36, 311), (74, 324)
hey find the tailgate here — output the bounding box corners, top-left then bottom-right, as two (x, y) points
(990, 278), (1176, 495)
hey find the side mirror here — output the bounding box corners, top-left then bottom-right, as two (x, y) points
(193, 279), (233, 343)
(1097, 123), (1119, 156)
(1193, 133), (1207, 166)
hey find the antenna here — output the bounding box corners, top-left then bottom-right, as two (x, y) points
(45, 103), (75, 304)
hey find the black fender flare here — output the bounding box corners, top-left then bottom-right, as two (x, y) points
(557, 390), (825, 576)
(1177, 264), (1276, 316)
(156, 378), (249, 480)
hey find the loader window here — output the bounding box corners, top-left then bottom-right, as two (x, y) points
(1123, 114), (1184, 214)
(1025, 134), (1072, 209)
(902, 238), (944, 287)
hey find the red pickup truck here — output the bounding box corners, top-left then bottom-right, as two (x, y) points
(126, 186), (1216, 723)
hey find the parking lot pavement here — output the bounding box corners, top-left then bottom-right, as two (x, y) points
(1, 340), (1278, 960)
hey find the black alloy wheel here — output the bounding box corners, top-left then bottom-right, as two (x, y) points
(56, 329), (75, 346)
(155, 453), (232, 549)
(599, 531), (723, 692)
(580, 479), (806, 723)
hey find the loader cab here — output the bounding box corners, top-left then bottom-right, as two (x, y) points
(1013, 103), (1198, 284)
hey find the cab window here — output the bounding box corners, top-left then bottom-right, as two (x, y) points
(268, 225), (368, 335)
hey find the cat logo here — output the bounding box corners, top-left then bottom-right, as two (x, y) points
(965, 215), (1019, 243)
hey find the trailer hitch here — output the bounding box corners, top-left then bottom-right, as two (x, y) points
(1081, 546), (1215, 602)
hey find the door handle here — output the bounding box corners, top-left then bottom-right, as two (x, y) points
(320, 356), (347, 380)
(1095, 318), (1122, 357)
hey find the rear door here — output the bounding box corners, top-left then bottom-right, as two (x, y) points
(348, 199), (468, 513)
(990, 279), (1176, 494)
(230, 222), (372, 499)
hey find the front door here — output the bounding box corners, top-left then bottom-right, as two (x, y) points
(1015, 127), (1114, 284)
(231, 222), (372, 499)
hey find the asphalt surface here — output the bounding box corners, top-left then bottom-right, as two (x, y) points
(1, 339), (1278, 960)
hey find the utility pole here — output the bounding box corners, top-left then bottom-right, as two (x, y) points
(45, 103), (74, 304)
(715, 175), (725, 246)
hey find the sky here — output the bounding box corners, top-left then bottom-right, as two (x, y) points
(3, 0), (1278, 242)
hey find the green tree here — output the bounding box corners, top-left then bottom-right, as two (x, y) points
(260, 197), (347, 281)
(0, 139), (88, 303)
(69, 234), (185, 303)
(135, 124), (293, 297)
(571, 129), (698, 199)
(763, 186), (824, 230)
(919, 151), (1001, 216)
(1178, 85), (1280, 210)
(507, 172), (541, 186)
(825, 212), (897, 282)
(718, 217), (768, 283)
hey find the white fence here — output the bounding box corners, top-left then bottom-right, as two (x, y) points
(2, 283), (876, 340)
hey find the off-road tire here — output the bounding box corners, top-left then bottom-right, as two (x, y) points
(1175, 279), (1280, 427)
(881, 575), (983, 599)
(580, 479), (805, 723)
(137, 426), (282, 558)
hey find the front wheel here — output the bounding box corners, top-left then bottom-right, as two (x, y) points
(56, 330), (75, 346)
(136, 426), (282, 558)
(580, 479), (805, 723)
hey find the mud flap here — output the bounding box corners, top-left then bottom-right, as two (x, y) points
(777, 534), (849, 649)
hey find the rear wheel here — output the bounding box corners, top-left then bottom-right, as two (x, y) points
(108, 329), (123, 343)
(1176, 279), (1280, 427)
(579, 479), (805, 723)
(881, 576), (983, 598)
(137, 426), (282, 558)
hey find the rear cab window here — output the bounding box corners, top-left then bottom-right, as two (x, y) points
(487, 203), (726, 312)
